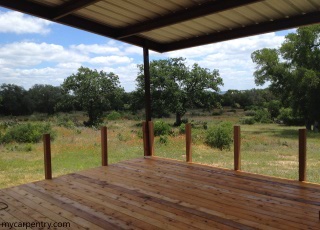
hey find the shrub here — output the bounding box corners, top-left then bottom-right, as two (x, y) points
(277, 108), (304, 126)
(205, 122), (233, 150)
(240, 117), (255, 125)
(244, 110), (256, 116)
(159, 135), (169, 145)
(1, 122), (55, 143)
(154, 120), (171, 136)
(254, 109), (272, 123)
(179, 124), (185, 134)
(56, 115), (75, 129)
(107, 111), (121, 120)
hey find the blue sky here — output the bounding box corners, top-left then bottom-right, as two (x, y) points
(0, 8), (293, 92)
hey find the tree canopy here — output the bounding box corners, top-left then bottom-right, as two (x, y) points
(251, 25), (320, 129)
(61, 67), (123, 126)
(136, 57), (223, 125)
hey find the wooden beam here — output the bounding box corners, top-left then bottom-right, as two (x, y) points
(148, 121), (155, 157)
(43, 134), (52, 180)
(143, 47), (152, 122)
(0, 0), (162, 52)
(53, 0), (102, 20)
(186, 123), (192, 163)
(234, 126), (241, 171)
(101, 126), (108, 166)
(161, 11), (320, 52)
(117, 0), (263, 38)
(299, 129), (307, 182)
(142, 122), (149, 156)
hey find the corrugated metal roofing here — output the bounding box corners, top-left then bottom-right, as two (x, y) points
(1, 0), (320, 52)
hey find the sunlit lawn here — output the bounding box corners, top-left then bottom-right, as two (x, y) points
(0, 112), (319, 189)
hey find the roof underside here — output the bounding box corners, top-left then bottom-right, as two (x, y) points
(0, 0), (320, 52)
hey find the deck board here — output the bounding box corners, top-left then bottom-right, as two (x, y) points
(0, 157), (320, 230)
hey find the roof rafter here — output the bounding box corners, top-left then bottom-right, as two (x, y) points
(0, 0), (162, 51)
(116, 0), (263, 39)
(53, 0), (102, 20)
(161, 11), (320, 52)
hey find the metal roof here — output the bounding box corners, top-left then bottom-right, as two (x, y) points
(0, 0), (319, 52)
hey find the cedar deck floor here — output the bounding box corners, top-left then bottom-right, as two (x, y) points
(1, 157), (320, 230)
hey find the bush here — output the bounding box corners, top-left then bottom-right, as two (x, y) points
(244, 110), (256, 116)
(159, 135), (169, 145)
(154, 120), (171, 136)
(206, 122), (233, 150)
(107, 111), (121, 120)
(254, 109), (272, 123)
(240, 117), (255, 125)
(56, 115), (75, 129)
(179, 124), (185, 134)
(277, 108), (304, 126)
(1, 122), (55, 143)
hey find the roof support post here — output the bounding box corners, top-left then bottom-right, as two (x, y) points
(143, 46), (152, 156)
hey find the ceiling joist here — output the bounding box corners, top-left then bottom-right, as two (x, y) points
(0, 0), (161, 51)
(52, 0), (102, 20)
(161, 11), (320, 52)
(0, 0), (319, 53)
(116, 0), (263, 39)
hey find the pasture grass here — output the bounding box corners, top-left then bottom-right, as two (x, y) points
(0, 112), (319, 189)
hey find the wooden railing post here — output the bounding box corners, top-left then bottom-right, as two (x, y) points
(101, 126), (108, 166)
(148, 121), (154, 156)
(234, 125), (241, 171)
(299, 128), (307, 182)
(142, 122), (149, 156)
(43, 134), (52, 180)
(186, 123), (192, 163)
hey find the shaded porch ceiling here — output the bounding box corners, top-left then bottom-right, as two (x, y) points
(0, 0), (319, 53)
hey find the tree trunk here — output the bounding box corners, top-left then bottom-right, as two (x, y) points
(306, 120), (312, 131)
(175, 113), (182, 126)
(314, 120), (319, 132)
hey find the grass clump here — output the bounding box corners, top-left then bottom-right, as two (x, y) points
(154, 120), (171, 136)
(1, 122), (55, 143)
(206, 122), (233, 150)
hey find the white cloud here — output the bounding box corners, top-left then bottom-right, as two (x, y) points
(163, 32), (285, 90)
(0, 11), (52, 34)
(89, 56), (133, 65)
(0, 30), (289, 91)
(70, 44), (121, 55)
(0, 42), (88, 68)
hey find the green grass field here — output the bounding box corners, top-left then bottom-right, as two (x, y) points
(0, 111), (319, 189)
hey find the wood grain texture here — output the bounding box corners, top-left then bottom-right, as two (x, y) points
(1, 157), (320, 229)
(43, 134), (52, 179)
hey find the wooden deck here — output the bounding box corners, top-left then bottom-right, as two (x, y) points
(1, 157), (320, 230)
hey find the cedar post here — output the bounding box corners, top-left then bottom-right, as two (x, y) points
(186, 123), (192, 163)
(101, 126), (108, 166)
(43, 134), (52, 179)
(142, 122), (149, 156)
(299, 129), (307, 181)
(234, 125), (241, 171)
(148, 121), (154, 156)
(143, 46), (152, 157)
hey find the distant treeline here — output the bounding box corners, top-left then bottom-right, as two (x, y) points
(0, 83), (276, 116)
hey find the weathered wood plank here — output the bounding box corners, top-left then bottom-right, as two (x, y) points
(87, 164), (316, 229)
(1, 157), (320, 230)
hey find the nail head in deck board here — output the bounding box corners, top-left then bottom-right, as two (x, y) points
(186, 123), (192, 163)
(101, 126), (108, 166)
(234, 125), (241, 171)
(43, 134), (52, 180)
(299, 128), (307, 182)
